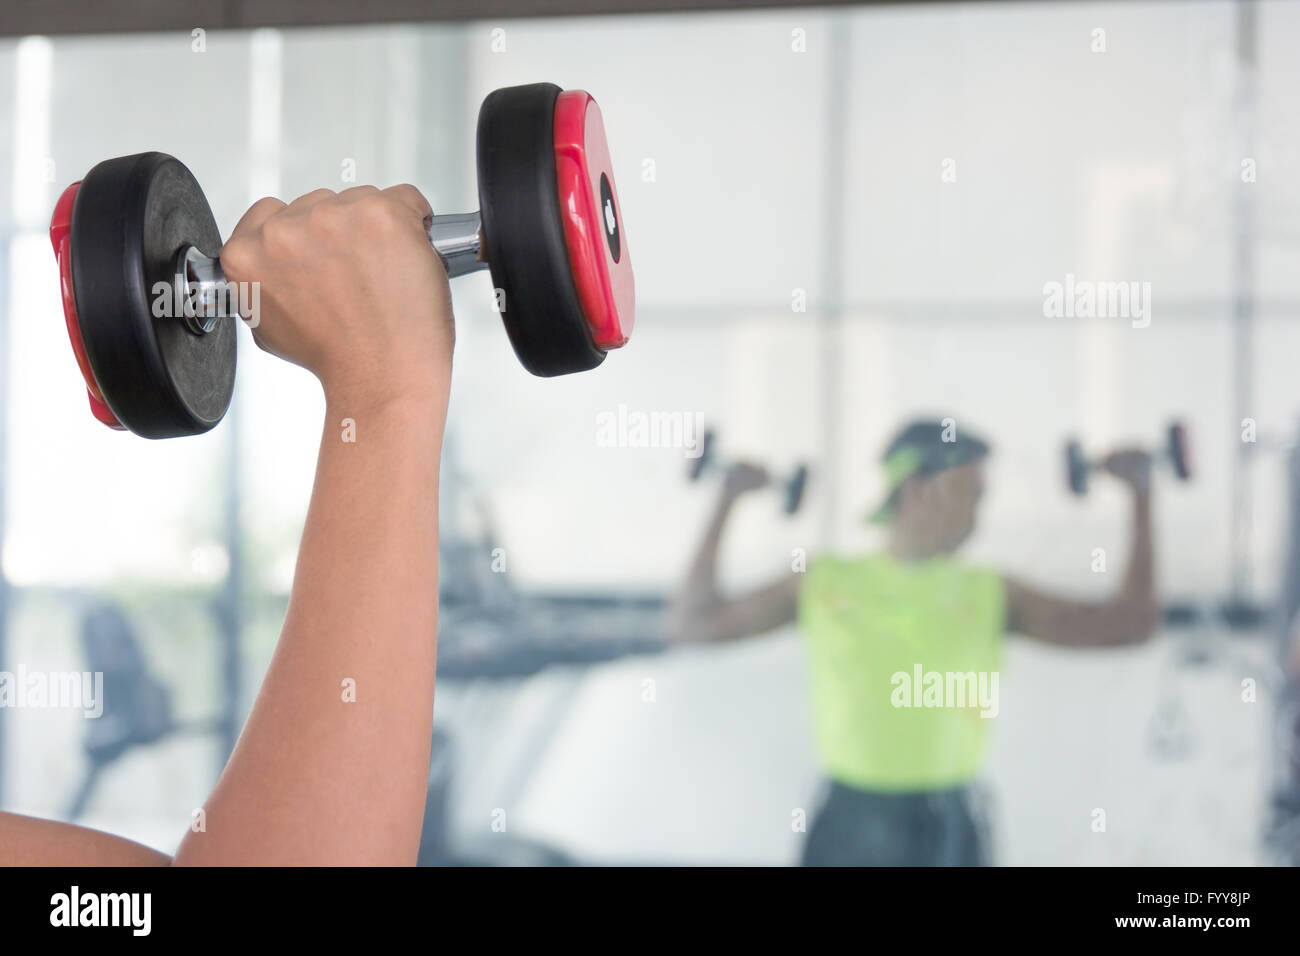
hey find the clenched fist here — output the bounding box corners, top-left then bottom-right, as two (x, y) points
(220, 185), (454, 411)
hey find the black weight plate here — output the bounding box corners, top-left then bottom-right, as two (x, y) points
(1168, 422), (1191, 480)
(476, 83), (605, 377)
(1065, 440), (1089, 496)
(784, 464), (809, 515)
(70, 152), (234, 438)
(688, 429), (714, 481)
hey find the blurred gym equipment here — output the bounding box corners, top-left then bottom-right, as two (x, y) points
(688, 429), (810, 516)
(1064, 421), (1192, 497)
(425, 437), (667, 863)
(65, 603), (222, 821)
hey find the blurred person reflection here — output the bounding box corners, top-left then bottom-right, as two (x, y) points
(668, 418), (1159, 866)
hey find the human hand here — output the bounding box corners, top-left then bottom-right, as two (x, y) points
(1102, 448), (1153, 492)
(220, 185), (453, 411)
(723, 462), (771, 500)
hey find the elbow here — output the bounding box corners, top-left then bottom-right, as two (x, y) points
(663, 612), (692, 644)
(1072, 601), (1160, 647)
(1132, 600), (1162, 641)
(664, 597), (739, 645)
(663, 600), (710, 644)
(1111, 601), (1161, 645)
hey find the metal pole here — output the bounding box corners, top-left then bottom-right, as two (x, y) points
(215, 389), (243, 769)
(211, 29), (284, 770)
(1230, 0), (1257, 602)
(818, 17), (851, 548)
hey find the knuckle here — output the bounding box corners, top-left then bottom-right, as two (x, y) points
(360, 193), (404, 228)
(307, 198), (345, 229)
(261, 213), (297, 250)
(341, 185), (380, 200)
(249, 196), (283, 216)
(395, 184), (434, 218)
(389, 182), (427, 203)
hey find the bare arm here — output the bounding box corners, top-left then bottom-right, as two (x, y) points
(171, 187), (451, 865)
(1, 185), (453, 866)
(666, 463), (800, 643)
(1006, 450), (1158, 647)
(173, 391), (443, 865)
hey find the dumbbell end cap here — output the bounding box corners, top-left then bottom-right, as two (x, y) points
(553, 89), (634, 351)
(49, 180), (126, 431)
(478, 83), (608, 377)
(784, 463), (809, 515)
(1169, 422), (1192, 480)
(1065, 439), (1089, 495)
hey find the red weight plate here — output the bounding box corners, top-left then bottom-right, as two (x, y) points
(49, 181), (124, 430)
(553, 90), (635, 350)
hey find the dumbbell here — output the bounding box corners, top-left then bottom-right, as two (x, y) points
(1065, 420), (1192, 495)
(688, 429), (810, 515)
(48, 82), (635, 438)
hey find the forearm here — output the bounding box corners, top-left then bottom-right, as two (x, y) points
(668, 491), (737, 632)
(1072, 493), (1158, 643)
(1118, 489), (1156, 608)
(1008, 489), (1159, 646)
(175, 388), (444, 865)
(1069, 490), (1158, 643)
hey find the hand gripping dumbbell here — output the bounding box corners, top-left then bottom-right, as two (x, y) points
(49, 83), (635, 438)
(1065, 420), (1192, 496)
(688, 429), (810, 516)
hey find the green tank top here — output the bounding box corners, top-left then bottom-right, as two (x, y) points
(797, 552), (1005, 791)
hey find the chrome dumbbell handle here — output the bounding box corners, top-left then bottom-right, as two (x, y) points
(427, 211), (489, 279)
(171, 210), (489, 334)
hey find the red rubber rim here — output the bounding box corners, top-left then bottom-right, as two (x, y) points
(50, 180), (125, 430)
(553, 90), (634, 350)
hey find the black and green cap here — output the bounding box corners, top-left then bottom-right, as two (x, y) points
(868, 418), (991, 523)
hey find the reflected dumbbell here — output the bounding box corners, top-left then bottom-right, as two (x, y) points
(1065, 420), (1192, 496)
(688, 429), (810, 515)
(50, 83), (635, 438)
